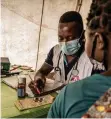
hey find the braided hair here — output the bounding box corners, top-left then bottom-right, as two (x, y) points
(87, 0), (111, 33)
(86, 0), (111, 69)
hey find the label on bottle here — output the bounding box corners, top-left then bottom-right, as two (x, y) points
(17, 88), (25, 97)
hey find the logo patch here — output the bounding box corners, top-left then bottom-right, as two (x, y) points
(71, 76), (80, 82)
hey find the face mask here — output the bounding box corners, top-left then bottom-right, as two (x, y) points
(60, 38), (81, 55)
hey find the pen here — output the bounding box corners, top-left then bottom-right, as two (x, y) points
(34, 85), (40, 94)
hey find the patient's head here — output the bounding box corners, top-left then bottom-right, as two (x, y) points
(85, 0), (111, 70)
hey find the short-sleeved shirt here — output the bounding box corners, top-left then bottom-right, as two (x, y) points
(47, 74), (111, 118)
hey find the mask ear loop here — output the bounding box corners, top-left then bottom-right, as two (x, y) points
(91, 35), (99, 73)
(91, 35), (98, 59)
(101, 33), (108, 70)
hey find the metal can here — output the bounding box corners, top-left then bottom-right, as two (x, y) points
(17, 75), (26, 98)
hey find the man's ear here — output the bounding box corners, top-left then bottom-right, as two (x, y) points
(95, 32), (104, 50)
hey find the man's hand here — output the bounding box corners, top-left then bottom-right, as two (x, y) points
(28, 75), (46, 95)
(28, 62), (53, 95)
(34, 74), (46, 92)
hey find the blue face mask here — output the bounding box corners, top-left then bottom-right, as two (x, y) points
(60, 38), (81, 55)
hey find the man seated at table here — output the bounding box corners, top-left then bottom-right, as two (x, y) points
(29, 11), (105, 95)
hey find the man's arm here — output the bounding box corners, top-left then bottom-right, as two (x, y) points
(29, 47), (54, 94)
(35, 62), (53, 78)
(35, 46), (54, 78)
(33, 47), (54, 91)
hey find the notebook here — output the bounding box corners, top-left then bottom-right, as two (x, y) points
(15, 94), (54, 110)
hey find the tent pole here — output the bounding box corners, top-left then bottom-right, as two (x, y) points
(75, 0), (83, 12)
(35, 0), (45, 71)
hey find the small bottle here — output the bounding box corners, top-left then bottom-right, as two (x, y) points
(17, 75), (26, 98)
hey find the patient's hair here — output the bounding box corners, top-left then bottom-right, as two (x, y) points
(59, 11), (84, 35)
(87, 0), (111, 33)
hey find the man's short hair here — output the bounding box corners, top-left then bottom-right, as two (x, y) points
(59, 11), (83, 25)
(59, 11), (84, 35)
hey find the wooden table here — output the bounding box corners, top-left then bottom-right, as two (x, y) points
(1, 70), (57, 118)
(1, 82), (57, 118)
(1, 65), (57, 118)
